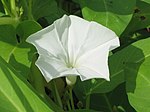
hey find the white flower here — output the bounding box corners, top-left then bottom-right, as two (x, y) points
(26, 15), (120, 82)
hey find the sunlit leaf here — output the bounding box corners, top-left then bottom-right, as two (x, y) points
(0, 56), (53, 112)
(0, 21), (41, 77)
(126, 38), (150, 112)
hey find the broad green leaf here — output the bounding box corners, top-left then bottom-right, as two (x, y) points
(89, 93), (114, 112)
(0, 21), (41, 77)
(74, 0), (136, 36)
(16, 20), (42, 40)
(126, 38), (150, 112)
(89, 85), (135, 111)
(122, 0), (150, 35)
(44, 12), (64, 25)
(0, 56), (53, 112)
(32, 0), (62, 22)
(134, 0), (150, 30)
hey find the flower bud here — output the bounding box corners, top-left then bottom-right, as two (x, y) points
(66, 76), (77, 86)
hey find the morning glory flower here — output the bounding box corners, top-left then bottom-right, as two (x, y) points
(26, 15), (120, 82)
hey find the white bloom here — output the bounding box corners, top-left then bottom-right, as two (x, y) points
(26, 15), (120, 82)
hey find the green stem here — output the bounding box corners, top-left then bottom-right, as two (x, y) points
(67, 100), (71, 111)
(28, 0), (34, 20)
(86, 94), (90, 109)
(44, 95), (64, 112)
(69, 87), (75, 110)
(52, 80), (63, 108)
(103, 94), (113, 112)
(1, 0), (13, 16)
(0, 17), (19, 27)
(10, 0), (18, 17)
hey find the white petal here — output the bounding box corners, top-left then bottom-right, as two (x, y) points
(76, 38), (119, 81)
(36, 55), (80, 82)
(78, 21), (120, 57)
(76, 45), (109, 81)
(67, 15), (90, 64)
(74, 21), (119, 81)
(26, 15), (69, 61)
(60, 68), (80, 77)
(54, 15), (70, 50)
(35, 55), (67, 82)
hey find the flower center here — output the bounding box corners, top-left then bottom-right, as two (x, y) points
(66, 62), (74, 68)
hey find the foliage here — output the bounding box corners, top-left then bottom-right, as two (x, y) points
(0, 0), (150, 112)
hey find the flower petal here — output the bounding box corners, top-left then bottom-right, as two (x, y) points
(78, 21), (119, 56)
(53, 15), (70, 51)
(76, 37), (119, 81)
(26, 15), (69, 61)
(36, 55), (80, 82)
(35, 55), (68, 82)
(67, 15), (90, 64)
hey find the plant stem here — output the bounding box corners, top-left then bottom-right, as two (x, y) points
(1, 0), (13, 16)
(103, 94), (113, 112)
(86, 94), (90, 109)
(10, 0), (18, 17)
(0, 17), (19, 27)
(67, 100), (71, 111)
(69, 87), (75, 110)
(52, 80), (63, 108)
(28, 0), (34, 20)
(44, 95), (64, 112)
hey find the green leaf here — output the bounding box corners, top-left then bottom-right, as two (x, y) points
(141, 0), (150, 4)
(74, 0), (136, 36)
(85, 84), (135, 112)
(32, 0), (61, 21)
(16, 20), (42, 40)
(0, 56), (53, 112)
(0, 0), (5, 14)
(126, 38), (150, 112)
(0, 21), (41, 77)
(107, 84), (136, 112)
(122, 0), (150, 35)
(0, 12), (4, 16)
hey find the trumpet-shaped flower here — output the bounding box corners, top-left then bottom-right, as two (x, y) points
(26, 15), (120, 82)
